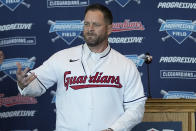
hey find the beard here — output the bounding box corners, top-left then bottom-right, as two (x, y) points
(83, 31), (107, 47)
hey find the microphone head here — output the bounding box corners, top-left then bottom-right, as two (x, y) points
(145, 52), (150, 55)
(145, 52), (152, 64)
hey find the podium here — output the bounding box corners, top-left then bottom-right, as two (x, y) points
(143, 99), (196, 131)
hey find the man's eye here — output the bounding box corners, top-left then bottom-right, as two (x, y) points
(84, 23), (89, 26)
(94, 23), (101, 27)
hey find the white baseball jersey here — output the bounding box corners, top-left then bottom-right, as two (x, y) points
(19, 43), (146, 131)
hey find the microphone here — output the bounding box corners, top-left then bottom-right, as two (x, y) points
(139, 52), (153, 98)
(138, 53), (152, 64)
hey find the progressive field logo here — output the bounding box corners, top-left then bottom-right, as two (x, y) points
(0, 57), (36, 82)
(125, 54), (145, 67)
(158, 18), (196, 44)
(48, 20), (84, 45)
(105, 0), (141, 7)
(0, 0), (30, 11)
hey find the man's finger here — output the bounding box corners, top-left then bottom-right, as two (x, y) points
(16, 62), (22, 75)
(18, 73), (36, 88)
(0, 51), (4, 64)
(26, 73), (37, 84)
(22, 67), (30, 77)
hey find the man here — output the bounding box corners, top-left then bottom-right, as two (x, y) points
(16, 3), (146, 131)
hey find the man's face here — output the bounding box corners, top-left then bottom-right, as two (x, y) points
(83, 10), (112, 47)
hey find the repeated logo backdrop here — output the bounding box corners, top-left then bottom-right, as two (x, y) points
(0, 0), (196, 130)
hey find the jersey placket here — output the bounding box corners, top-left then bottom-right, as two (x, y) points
(82, 53), (108, 131)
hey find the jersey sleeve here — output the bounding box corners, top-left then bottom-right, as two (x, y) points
(18, 78), (46, 97)
(110, 59), (146, 131)
(31, 53), (58, 89)
(18, 53), (59, 97)
(123, 60), (146, 103)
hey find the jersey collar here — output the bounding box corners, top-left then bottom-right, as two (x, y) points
(82, 43), (111, 61)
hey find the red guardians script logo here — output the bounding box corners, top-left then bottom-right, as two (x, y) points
(0, 94), (37, 107)
(64, 71), (122, 90)
(112, 19), (145, 32)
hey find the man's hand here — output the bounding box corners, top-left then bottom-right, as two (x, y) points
(0, 51), (4, 64)
(16, 62), (36, 89)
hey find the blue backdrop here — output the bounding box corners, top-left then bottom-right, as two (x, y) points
(0, 0), (196, 130)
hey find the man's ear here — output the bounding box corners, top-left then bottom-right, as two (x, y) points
(107, 24), (112, 35)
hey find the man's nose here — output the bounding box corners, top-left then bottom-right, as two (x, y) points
(88, 24), (95, 31)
